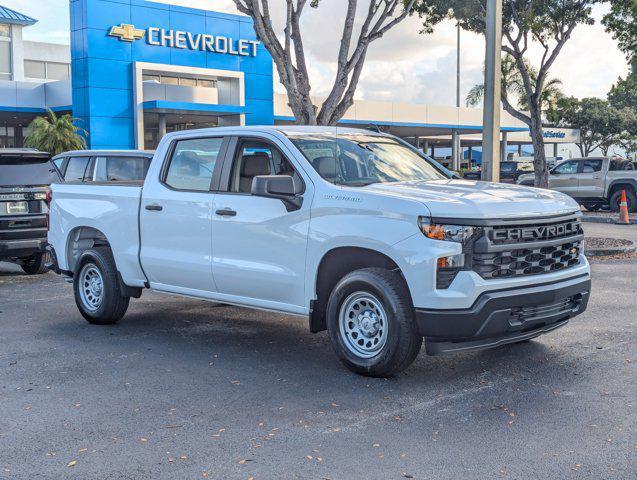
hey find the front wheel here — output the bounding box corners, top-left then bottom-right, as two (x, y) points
(73, 247), (129, 325)
(326, 268), (422, 377)
(20, 253), (49, 275)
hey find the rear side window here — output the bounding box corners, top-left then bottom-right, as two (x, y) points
(164, 137), (223, 191)
(63, 156), (90, 181)
(0, 156), (59, 187)
(105, 156), (150, 181)
(581, 159), (602, 173)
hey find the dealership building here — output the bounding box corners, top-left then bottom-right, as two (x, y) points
(0, 0), (579, 166)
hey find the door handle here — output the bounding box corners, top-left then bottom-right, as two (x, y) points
(215, 208), (237, 217)
(145, 204), (163, 211)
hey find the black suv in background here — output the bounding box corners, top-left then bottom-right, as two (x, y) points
(0, 149), (61, 274)
(462, 161), (533, 183)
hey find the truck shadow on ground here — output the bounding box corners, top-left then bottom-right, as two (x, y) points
(41, 294), (588, 401)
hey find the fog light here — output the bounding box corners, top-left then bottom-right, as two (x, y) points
(436, 254), (465, 289)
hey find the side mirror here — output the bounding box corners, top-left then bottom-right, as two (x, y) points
(251, 175), (303, 211)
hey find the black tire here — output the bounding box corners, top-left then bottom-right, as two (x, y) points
(609, 188), (637, 213)
(20, 253), (49, 275)
(73, 246), (129, 325)
(326, 268), (422, 377)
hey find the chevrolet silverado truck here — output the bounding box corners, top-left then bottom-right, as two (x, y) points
(517, 157), (637, 212)
(47, 126), (591, 377)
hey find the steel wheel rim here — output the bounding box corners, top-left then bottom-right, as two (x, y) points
(79, 263), (104, 312)
(338, 291), (388, 359)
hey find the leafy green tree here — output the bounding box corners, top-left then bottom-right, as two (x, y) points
(608, 65), (637, 113)
(602, 0), (637, 65)
(466, 54), (563, 121)
(414, 0), (599, 187)
(24, 109), (87, 155)
(554, 96), (636, 156)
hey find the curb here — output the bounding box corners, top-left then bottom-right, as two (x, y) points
(581, 215), (636, 225)
(585, 239), (637, 257)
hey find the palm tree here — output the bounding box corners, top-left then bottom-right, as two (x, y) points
(24, 109), (87, 155)
(466, 54), (563, 120)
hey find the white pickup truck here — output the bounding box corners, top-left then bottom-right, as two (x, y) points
(47, 126), (591, 377)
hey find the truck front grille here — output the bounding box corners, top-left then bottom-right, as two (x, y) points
(472, 241), (581, 279)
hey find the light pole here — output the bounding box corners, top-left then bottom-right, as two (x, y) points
(452, 21), (461, 171)
(481, 0), (502, 182)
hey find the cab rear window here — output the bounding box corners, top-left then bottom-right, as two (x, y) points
(0, 156), (60, 187)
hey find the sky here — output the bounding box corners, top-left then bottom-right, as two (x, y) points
(3, 0), (630, 108)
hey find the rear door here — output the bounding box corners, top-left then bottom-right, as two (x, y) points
(576, 158), (605, 198)
(139, 136), (227, 294)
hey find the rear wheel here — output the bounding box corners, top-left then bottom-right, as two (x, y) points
(20, 253), (49, 275)
(326, 268), (422, 377)
(609, 188), (637, 213)
(73, 247), (129, 325)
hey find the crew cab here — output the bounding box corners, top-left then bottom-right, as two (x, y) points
(1, 149), (60, 274)
(47, 127), (591, 377)
(53, 150), (153, 183)
(517, 157), (637, 212)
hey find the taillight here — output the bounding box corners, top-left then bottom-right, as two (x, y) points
(45, 189), (52, 231)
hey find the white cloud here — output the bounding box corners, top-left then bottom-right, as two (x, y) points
(7, 0), (629, 105)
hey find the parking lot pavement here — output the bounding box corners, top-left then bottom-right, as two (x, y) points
(1, 254), (635, 479)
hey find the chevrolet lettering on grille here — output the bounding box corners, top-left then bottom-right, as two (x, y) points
(491, 221), (580, 242)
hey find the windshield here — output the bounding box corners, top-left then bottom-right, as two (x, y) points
(288, 133), (447, 185)
(0, 156), (59, 187)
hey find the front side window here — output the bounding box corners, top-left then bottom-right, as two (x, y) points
(581, 159), (602, 173)
(165, 137), (223, 191)
(553, 161), (578, 175)
(105, 156), (150, 181)
(64, 156), (90, 182)
(229, 140), (298, 193)
(288, 133), (446, 185)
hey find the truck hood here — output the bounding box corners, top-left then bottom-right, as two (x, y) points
(361, 179), (580, 219)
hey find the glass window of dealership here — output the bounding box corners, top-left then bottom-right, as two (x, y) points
(0, 1), (579, 162)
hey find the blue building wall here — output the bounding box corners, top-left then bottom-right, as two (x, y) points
(70, 0), (273, 149)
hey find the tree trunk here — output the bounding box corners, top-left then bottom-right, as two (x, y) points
(529, 107), (549, 188)
(576, 143), (585, 157)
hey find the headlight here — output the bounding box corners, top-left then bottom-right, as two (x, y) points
(418, 216), (477, 243)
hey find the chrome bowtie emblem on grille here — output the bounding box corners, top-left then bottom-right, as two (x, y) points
(109, 24), (145, 42)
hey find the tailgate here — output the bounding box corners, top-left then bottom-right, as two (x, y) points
(0, 187), (49, 243)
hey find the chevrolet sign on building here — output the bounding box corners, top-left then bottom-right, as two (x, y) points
(108, 23), (260, 57)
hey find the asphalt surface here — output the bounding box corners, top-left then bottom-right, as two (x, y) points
(1, 226), (636, 479)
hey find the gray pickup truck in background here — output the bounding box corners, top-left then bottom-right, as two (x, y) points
(517, 157), (637, 212)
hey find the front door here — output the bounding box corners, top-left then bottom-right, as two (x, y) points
(549, 160), (580, 196)
(211, 137), (312, 313)
(139, 136), (227, 294)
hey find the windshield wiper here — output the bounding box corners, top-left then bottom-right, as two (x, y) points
(333, 180), (379, 187)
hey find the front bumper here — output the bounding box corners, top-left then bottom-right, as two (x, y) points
(416, 275), (591, 355)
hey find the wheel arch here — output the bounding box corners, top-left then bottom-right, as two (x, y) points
(309, 246), (410, 333)
(65, 226), (113, 274)
(607, 179), (637, 199)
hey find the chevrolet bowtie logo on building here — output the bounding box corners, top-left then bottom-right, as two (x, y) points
(107, 23), (260, 57)
(109, 24), (145, 42)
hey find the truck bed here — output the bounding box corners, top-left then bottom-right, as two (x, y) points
(48, 182), (147, 287)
